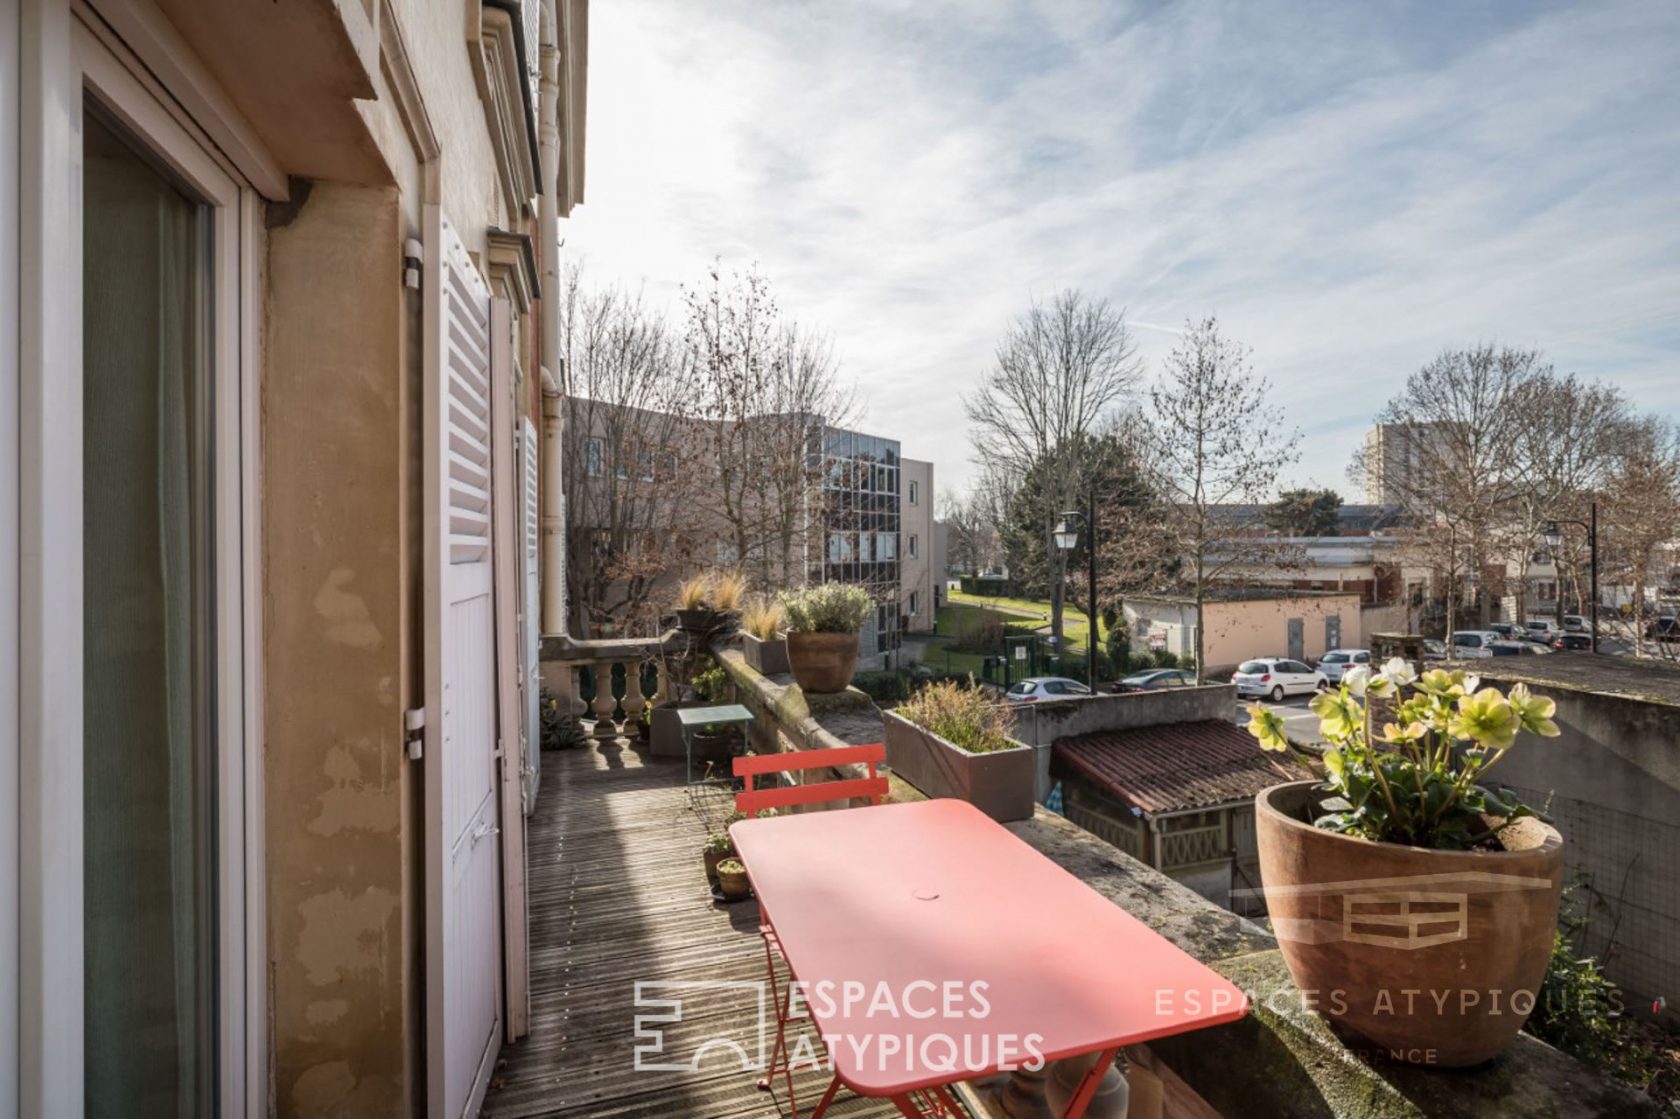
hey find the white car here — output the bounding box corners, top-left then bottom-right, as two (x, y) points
(1315, 648), (1370, 685)
(1449, 630), (1503, 658)
(1562, 614), (1593, 634)
(1231, 658), (1326, 701)
(1002, 676), (1092, 703)
(1524, 618), (1562, 642)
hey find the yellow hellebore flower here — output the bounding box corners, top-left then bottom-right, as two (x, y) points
(1378, 657), (1418, 688)
(1508, 683), (1561, 738)
(1311, 689), (1364, 743)
(1245, 704), (1290, 752)
(1381, 720), (1428, 747)
(1342, 664), (1372, 697)
(1449, 687), (1519, 750)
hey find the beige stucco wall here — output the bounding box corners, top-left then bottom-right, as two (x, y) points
(264, 182), (415, 1117)
(901, 458), (936, 631)
(1204, 594), (1363, 670)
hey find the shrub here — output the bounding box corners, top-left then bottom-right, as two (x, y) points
(854, 669), (910, 703)
(897, 678), (1018, 754)
(1154, 650), (1179, 669)
(741, 597), (784, 641)
(1104, 625), (1132, 674)
(781, 583), (873, 633)
(692, 658), (730, 704)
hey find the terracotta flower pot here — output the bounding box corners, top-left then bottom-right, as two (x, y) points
(785, 631), (860, 694)
(1255, 781), (1563, 1067)
(716, 864), (752, 901)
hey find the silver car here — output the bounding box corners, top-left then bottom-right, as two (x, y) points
(1316, 648), (1370, 685)
(1003, 676), (1092, 703)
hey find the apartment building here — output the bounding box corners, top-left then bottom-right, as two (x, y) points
(900, 457), (942, 632)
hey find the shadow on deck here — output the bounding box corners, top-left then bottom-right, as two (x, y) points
(481, 739), (908, 1118)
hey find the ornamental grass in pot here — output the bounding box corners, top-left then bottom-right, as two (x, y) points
(740, 597), (790, 675)
(780, 584), (872, 693)
(1246, 660), (1565, 1066)
(884, 678), (1034, 822)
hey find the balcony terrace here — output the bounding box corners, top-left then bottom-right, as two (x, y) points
(496, 639), (1664, 1118)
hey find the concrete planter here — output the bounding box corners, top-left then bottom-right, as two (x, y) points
(741, 632), (790, 676)
(785, 631), (860, 693)
(1256, 780), (1564, 1067)
(883, 710), (1036, 822)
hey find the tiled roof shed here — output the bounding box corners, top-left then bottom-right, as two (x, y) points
(1052, 720), (1312, 816)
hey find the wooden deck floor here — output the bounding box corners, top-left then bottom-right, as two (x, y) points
(481, 740), (912, 1119)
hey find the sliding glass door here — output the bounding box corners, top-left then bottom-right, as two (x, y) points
(81, 104), (218, 1118)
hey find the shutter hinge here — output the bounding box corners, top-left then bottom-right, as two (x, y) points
(404, 707), (426, 760)
(403, 237), (423, 290)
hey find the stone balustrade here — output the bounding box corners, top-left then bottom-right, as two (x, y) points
(538, 633), (672, 739)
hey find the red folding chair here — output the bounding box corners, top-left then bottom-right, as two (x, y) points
(731, 744), (887, 1118)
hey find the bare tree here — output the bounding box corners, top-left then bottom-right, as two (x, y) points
(560, 267), (705, 635)
(1361, 344), (1539, 627)
(939, 487), (994, 574)
(1506, 372), (1627, 621)
(963, 290), (1141, 640)
(1602, 418), (1680, 657)
(683, 262), (855, 592)
(1145, 317), (1299, 681)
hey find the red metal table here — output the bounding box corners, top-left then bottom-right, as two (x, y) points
(730, 799), (1248, 1119)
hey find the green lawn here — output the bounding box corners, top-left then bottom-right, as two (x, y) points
(945, 588), (1111, 649)
(920, 597), (1105, 679)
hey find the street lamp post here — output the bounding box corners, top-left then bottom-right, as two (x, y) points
(1053, 488), (1099, 689)
(1543, 502), (1599, 654)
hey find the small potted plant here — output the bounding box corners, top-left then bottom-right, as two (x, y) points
(715, 858), (751, 901)
(702, 832), (734, 880)
(674, 573), (714, 634)
(883, 678), (1034, 822)
(740, 597), (789, 675)
(780, 583), (872, 693)
(1246, 660), (1565, 1066)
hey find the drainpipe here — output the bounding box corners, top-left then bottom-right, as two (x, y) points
(538, 1), (567, 635)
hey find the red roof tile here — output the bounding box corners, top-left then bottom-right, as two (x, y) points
(1052, 720), (1311, 816)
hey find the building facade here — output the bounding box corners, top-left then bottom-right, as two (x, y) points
(1, 1), (586, 1114)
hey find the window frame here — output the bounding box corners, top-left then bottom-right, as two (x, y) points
(16, 13), (265, 1113)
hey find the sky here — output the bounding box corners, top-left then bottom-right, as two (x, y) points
(561, 0), (1680, 500)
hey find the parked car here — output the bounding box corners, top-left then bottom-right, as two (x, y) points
(1489, 640), (1551, 656)
(1449, 631), (1503, 658)
(1111, 669), (1196, 693)
(1488, 623), (1527, 644)
(1231, 658), (1326, 701)
(1551, 633), (1593, 652)
(1562, 614), (1592, 634)
(1523, 618), (1562, 642)
(1002, 677), (1092, 703)
(1315, 648), (1371, 685)
(1422, 638), (1448, 661)
(1645, 616), (1680, 643)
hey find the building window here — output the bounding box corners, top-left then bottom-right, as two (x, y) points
(908, 479), (918, 505)
(586, 437), (604, 477)
(909, 533), (919, 558)
(909, 591), (919, 615)
(879, 533), (897, 560)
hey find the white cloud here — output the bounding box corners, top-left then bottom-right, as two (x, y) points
(564, 0), (1680, 496)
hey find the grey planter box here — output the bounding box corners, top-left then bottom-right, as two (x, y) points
(883, 710), (1036, 822)
(741, 633), (790, 676)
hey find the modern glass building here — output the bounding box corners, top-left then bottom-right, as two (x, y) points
(813, 426), (903, 659)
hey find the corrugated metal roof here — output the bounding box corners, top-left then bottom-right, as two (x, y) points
(1053, 720), (1312, 815)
